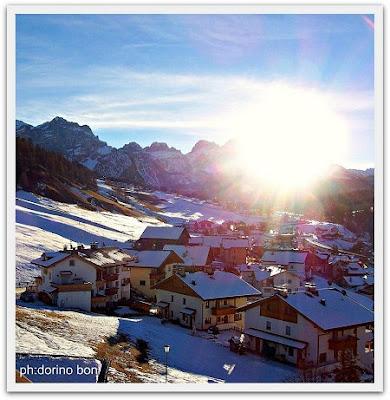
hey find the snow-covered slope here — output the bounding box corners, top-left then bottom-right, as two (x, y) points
(154, 191), (264, 225)
(15, 191), (163, 283)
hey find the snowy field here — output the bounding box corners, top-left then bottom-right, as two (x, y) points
(15, 191), (163, 283)
(16, 303), (297, 384)
(14, 186), (265, 283)
(117, 314), (297, 383)
(154, 191), (265, 225)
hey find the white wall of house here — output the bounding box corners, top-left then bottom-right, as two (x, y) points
(40, 257), (97, 291)
(273, 271), (304, 292)
(57, 290), (91, 312)
(156, 289), (247, 330)
(156, 289), (204, 329)
(242, 304), (373, 372)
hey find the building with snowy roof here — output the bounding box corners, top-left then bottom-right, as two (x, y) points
(32, 244), (134, 311)
(124, 249), (184, 299)
(236, 287), (374, 373)
(153, 270), (260, 331)
(163, 244), (212, 267)
(136, 226), (190, 250)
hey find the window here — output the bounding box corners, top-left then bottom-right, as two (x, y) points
(69, 259), (75, 266)
(182, 298), (186, 305)
(288, 347), (294, 356)
(223, 299), (228, 305)
(171, 295), (174, 302)
(266, 321), (271, 331)
(234, 313), (242, 321)
(285, 326), (291, 336)
(205, 318), (211, 324)
(217, 317), (221, 323)
(319, 353), (327, 364)
(287, 279), (292, 284)
(140, 280), (146, 286)
(205, 301), (210, 308)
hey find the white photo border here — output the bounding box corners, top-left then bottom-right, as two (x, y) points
(6, 2), (384, 392)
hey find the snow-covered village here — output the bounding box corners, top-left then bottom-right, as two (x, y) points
(10, 9), (381, 390)
(15, 176), (375, 384)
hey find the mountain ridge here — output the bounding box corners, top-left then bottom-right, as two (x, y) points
(16, 117), (374, 194)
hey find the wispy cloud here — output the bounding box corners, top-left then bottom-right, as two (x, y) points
(17, 62), (374, 142)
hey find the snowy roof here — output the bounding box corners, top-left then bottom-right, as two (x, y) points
(31, 252), (70, 267)
(253, 268), (272, 282)
(178, 271), (261, 300)
(125, 250), (181, 268)
(244, 328), (307, 349)
(80, 248), (133, 266)
(163, 245), (210, 266)
(188, 236), (249, 248)
(32, 247), (135, 268)
(280, 288), (373, 330)
(342, 275), (367, 287)
(310, 275), (374, 311)
(262, 250), (308, 265)
(222, 239), (249, 249)
(346, 262), (366, 275)
(140, 226), (187, 240)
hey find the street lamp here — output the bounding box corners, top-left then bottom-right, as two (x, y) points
(163, 344), (170, 383)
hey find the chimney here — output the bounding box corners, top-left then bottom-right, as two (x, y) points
(77, 244), (84, 251)
(90, 242), (98, 250)
(319, 298), (326, 306)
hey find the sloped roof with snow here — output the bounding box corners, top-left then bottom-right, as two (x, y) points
(31, 252), (70, 267)
(342, 275), (367, 287)
(80, 248), (133, 266)
(125, 250), (181, 268)
(163, 245), (210, 266)
(281, 288), (373, 330)
(32, 247), (133, 268)
(178, 271), (261, 300)
(140, 226), (186, 240)
(188, 235), (249, 248)
(262, 250), (308, 265)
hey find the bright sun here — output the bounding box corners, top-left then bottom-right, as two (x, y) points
(225, 83), (349, 190)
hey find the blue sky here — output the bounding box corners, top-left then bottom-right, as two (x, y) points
(16, 14), (375, 167)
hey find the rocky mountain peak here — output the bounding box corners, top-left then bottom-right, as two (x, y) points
(190, 140), (219, 154)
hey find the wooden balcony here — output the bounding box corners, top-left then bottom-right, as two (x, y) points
(329, 335), (358, 351)
(103, 273), (119, 282)
(52, 282), (92, 292)
(91, 295), (107, 305)
(211, 306), (236, 316)
(105, 287), (118, 296)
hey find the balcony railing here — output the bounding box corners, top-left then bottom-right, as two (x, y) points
(91, 295), (107, 304)
(329, 335), (357, 351)
(103, 273), (119, 282)
(105, 287), (118, 296)
(52, 282), (92, 292)
(121, 278), (131, 286)
(211, 306), (236, 316)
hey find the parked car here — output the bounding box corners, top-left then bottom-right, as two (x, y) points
(20, 291), (34, 302)
(207, 325), (219, 335)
